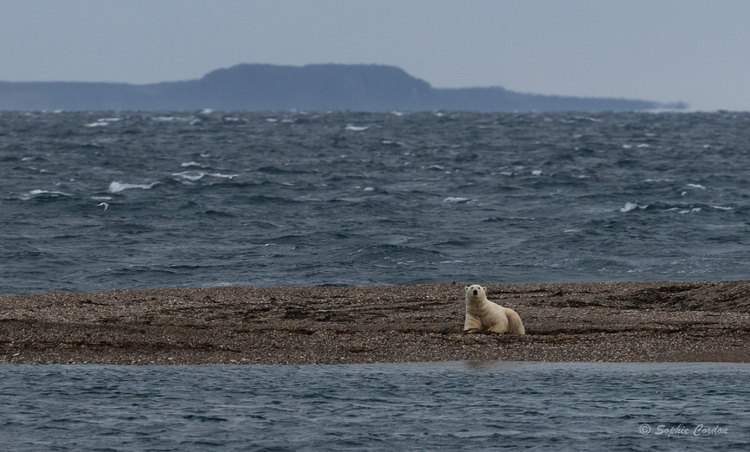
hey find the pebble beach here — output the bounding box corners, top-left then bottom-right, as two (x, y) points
(1, 281), (749, 365)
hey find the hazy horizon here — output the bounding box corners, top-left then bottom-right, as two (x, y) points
(2, 0), (748, 111)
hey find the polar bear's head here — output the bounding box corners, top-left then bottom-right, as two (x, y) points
(466, 284), (486, 301)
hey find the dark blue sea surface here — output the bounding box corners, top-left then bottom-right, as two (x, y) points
(2, 110), (750, 294)
(1, 362), (748, 451)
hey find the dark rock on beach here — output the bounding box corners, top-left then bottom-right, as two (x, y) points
(1, 281), (748, 365)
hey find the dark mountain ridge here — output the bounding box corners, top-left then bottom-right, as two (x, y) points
(0, 63), (686, 112)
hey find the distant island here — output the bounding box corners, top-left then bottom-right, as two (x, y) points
(0, 63), (686, 112)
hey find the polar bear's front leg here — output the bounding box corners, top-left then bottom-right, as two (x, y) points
(463, 315), (482, 331)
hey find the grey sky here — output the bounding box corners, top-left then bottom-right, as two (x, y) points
(1, 0), (747, 111)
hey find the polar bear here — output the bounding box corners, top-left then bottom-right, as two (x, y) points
(464, 284), (525, 334)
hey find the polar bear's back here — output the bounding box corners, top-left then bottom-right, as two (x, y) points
(503, 307), (525, 335)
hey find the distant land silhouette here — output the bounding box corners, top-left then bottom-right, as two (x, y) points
(0, 64), (686, 112)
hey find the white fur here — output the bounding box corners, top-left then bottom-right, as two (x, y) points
(464, 284), (525, 334)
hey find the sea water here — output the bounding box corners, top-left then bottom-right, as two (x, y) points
(2, 111), (750, 294)
(1, 362), (748, 451)
(2, 111), (750, 450)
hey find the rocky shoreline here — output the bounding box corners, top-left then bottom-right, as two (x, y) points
(1, 281), (749, 365)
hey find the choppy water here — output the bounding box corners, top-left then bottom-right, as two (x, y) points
(1, 362), (748, 451)
(2, 110), (750, 294)
(3, 113), (750, 450)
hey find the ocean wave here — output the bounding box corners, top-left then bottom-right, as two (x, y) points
(619, 202), (648, 213)
(20, 189), (72, 200)
(443, 197), (471, 203)
(256, 166), (308, 174)
(108, 181), (159, 193)
(172, 171), (206, 182)
(345, 124), (369, 131)
(152, 116), (194, 123)
(171, 171), (237, 182)
(84, 117), (122, 127)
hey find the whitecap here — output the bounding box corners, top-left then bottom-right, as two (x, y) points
(91, 196), (112, 201)
(224, 117), (241, 122)
(619, 202), (648, 213)
(620, 202), (638, 212)
(172, 171), (206, 182)
(711, 206), (733, 211)
(679, 208), (701, 214)
(345, 124), (369, 131)
(265, 118), (278, 123)
(531, 170), (542, 176)
(21, 189), (72, 200)
(622, 144), (632, 149)
(152, 116), (193, 122)
(180, 162), (202, 168)
(98, 117), (122, 122)
(637, 144), (650, 148)
(443, 197), (471, 204)
(686, 184), (706, 190)
(172, 171), (236, 182)
(363, 187), (375, 192)
(108, 181), (159, 193)
(391, 111), (406, 117)
(84, 122), (108, 127)
(200, 108), (214, 115)
(208, 173), (237, 180)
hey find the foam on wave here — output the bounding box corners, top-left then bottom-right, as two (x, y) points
(108, 181), (159, 193)
(20, 189), (72, 200)
(171, 172), (237, 182)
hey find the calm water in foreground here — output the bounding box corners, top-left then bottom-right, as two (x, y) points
(1, 362), (748, 451)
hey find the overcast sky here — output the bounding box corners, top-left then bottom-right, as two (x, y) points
(1, 0), (747, 111)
